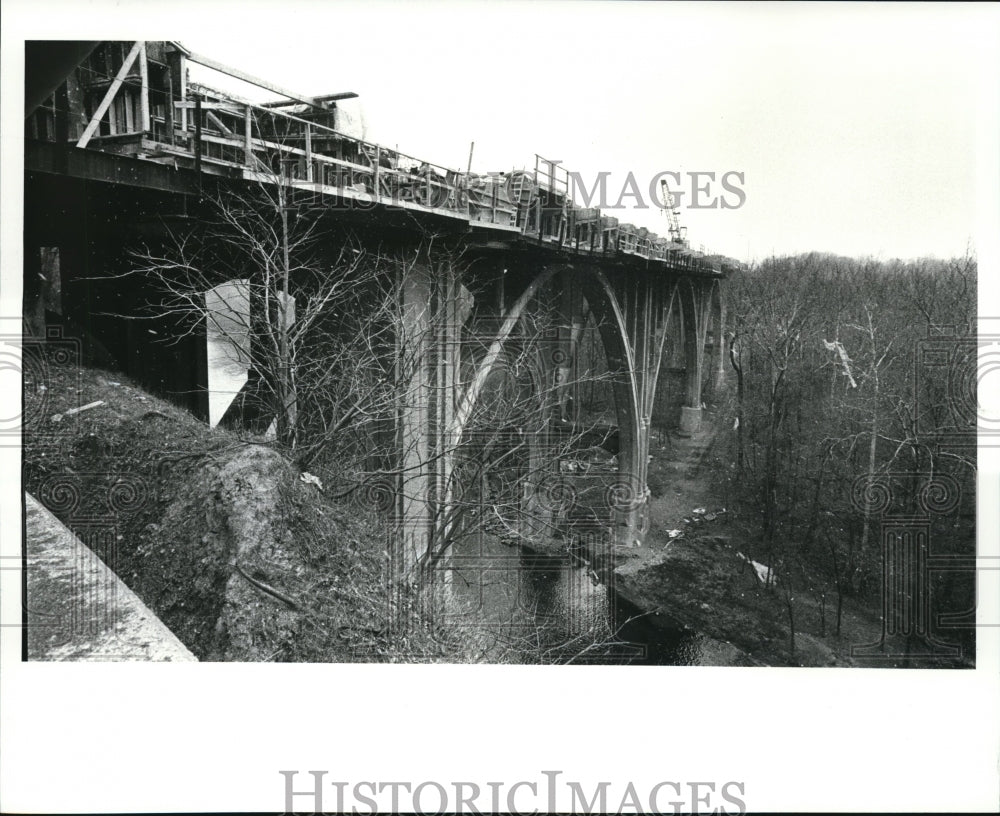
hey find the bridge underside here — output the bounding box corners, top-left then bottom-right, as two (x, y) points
(23, 40), (734, 579)
(392, 246), (726, 577)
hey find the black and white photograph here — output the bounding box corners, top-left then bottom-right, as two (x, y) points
(2, 1), (998, 813)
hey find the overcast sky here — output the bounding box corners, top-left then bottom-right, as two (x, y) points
(5, 0), (998, 265)
(168, 1), (999, 264)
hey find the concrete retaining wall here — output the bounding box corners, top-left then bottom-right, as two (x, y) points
(24, 492), (197, 661)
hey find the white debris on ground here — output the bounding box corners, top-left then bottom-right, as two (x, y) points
(50, 400), (105, 423)
(300, 472), (323, 491)
(666, 529), (683, 538)
(736, 551), (776, 585)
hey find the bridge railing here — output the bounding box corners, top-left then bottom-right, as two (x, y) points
(41, 41), (732, 272)
(497, 168), (700, 266)
(475, 156), (707, 266)
(174, 83), (474, 220)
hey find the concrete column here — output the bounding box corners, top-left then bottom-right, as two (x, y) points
(396, 262), (433, 578)
(713, 292), (727, 391)
(678, 283), (706, 436)
(434, 262), (474, 556)
(703, 283), (726, 401)
(396, 258), (473, 579)
(679, 405), (702, 435)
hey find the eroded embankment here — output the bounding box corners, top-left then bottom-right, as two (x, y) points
(23, 362), (478, 662)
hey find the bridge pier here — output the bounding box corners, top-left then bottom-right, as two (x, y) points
(394, 261), (433, 578)
(392, 254), (475, 579)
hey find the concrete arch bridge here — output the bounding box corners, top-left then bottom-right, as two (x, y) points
(23, 41), (738, 579)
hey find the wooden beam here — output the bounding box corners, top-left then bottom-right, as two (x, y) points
(311, 92), (359, 103)
(139, 41), (151, 133)
(260, 91), (358, 108)
(184, 50), (324, 110)
(205, 110), (234, 136)
(304, 124), (313, 182)
(77, 41), (143, 148)
(244, 105), (253, 167)
(194, 94), (202, 177)
(190, 82), (347, 140)
(174, 100), (243, 113)
(178, 52), (187, 133)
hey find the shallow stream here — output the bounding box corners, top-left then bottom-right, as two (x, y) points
(445, 530), (725, 665)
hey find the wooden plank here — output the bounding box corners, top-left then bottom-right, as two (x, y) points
(198, 131), (371, 173)
(187, 81), (448, 177)
(260, 91), (357, 108)
(304, 124), (313, 182)
(205, 110), (233, 136)
(178, 52), (187, 133)
(244, 106), (252, 166)
(123, 91), (134, 132)
(139, 41), (150, 133)
(312, 91), (359, 103)
(143, 139), (254, 171)
(78, 41), (143, 148)
(174, 100), (243, 113)
(190, 82), (347, 141)
(185, 50), (324, 110)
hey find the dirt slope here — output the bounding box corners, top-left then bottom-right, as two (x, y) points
(23, 360), (479, 662)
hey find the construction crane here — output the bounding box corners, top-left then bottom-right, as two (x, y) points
(660, 177), (686, 244)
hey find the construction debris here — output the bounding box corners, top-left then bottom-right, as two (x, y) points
(300, 472), (323, 491)
(736, 552), (776, 585)
(50, 400), (105, 423)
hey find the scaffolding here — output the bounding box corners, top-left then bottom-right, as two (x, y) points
(26, 40), (736, 274)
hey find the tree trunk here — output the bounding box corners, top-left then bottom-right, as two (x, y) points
(728, 334), (745, 473)
(785, 590), (796, 664)
(276, 200), (297, 448)
(819, 592), (826, 637)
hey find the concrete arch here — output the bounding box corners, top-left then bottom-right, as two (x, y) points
(450, 264), (643, 544)
(452, 265), (639, 450)
(642, 278), (682, 425)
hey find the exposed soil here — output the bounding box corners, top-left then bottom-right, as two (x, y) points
(22, 359), (490, 662)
